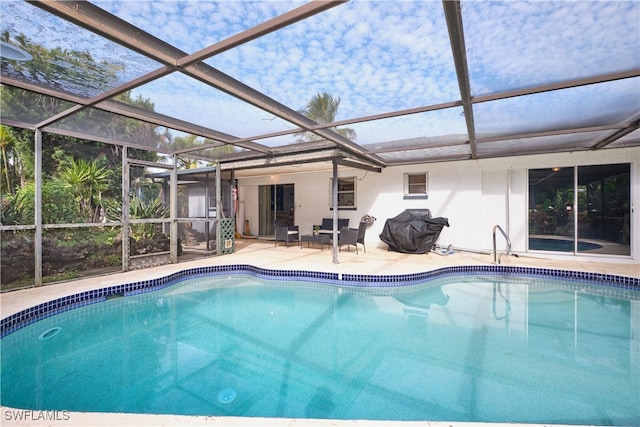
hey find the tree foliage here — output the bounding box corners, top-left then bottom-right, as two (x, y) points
(294, 92), (356, 143)
(1, 30), (122, 99)
(158, 133), (238, 169)
(105, 196), (169, 241)
(28, 180), (76, 224)
(1, 180), (77, 225)
(0, 34), (167, 226)
(0, 125), (17, 194)
(58, 158), (113, 222)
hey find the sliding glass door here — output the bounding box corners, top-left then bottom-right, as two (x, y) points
(529, 167), (575, 251)
(528, 164), (630, 256)
(577, 164), (631, 255)
(258, 184), (295, 236)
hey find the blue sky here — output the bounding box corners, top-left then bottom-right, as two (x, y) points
(2, 0), (639, 147)
(89, 0), (465, 145)
(99, 0), (640, 145)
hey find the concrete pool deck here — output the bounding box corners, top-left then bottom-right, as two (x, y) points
(2, 238), (638, 318)
(1, 238), (638, 427)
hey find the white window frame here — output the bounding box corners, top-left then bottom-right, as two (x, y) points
(403, 172), (428, 199)
(329, 177), (357, 210)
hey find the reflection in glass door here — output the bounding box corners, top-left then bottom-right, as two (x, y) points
(528, 164), (630, 256)
(258, 184), (294, 236)
(528, 167), (575, 252)
(578, 164), (630, 255)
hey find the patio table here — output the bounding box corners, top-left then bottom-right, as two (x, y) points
(300, 234), (330, 250)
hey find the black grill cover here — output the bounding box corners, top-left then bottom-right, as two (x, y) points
(379, 209), (449, 254)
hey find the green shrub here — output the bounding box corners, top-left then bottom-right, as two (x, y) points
(129, 197), (169, 241)
(17, 180), (79, 224)
(1, 193), (25, 225)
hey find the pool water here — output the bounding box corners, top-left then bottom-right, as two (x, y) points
(1, 273), (639, 425)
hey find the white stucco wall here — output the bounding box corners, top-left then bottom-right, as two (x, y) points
(188, 187), (207, 218)
(237, 147), (639, 262)
(186, 186), (217, 235)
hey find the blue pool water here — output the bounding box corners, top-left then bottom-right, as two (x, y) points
(1, 269), (639, 425)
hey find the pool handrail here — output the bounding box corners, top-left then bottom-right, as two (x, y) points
(493, 224), (512, 264)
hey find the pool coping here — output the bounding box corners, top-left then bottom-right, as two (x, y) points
(0, 408), (583, 427)
(2, 263), (638, 338)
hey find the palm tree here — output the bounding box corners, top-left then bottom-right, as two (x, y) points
(172, 134), (202, 169)
(0, 125), (17, 194)
(58, 158), (112, 222)
(294, 92), (356, 143)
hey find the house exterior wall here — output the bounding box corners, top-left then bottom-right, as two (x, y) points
(182, 178), (234, 236)
(188, 186), (207, 218)
(237, 147), (639, 262)
(186, 186), (214, 235)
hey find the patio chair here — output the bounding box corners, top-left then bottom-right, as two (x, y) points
(274, 220), (299, 248)
(316, 218), (350, 236)
(338, 221), (367, 254)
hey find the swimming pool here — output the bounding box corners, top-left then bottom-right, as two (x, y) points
(1, 265), (639, 425)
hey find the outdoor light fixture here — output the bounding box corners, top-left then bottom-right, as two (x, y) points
(0, 41), (32, 61)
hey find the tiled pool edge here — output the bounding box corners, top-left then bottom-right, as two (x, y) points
(2, 264), (639, 338)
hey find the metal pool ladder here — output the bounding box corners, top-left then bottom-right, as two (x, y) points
(493, 224), (512, 264)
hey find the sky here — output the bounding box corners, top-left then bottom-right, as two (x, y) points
(1, 0), (639, 148)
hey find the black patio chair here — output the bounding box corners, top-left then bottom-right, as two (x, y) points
(315, 218), (350, 234)
(274, 220), (299, 248)
(338, 221), (367, 254)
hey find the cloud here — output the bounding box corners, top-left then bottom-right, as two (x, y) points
(475, 77), (640, 138)
(97, 0), (304, 52)
(131, 72), (295, 139)
(207, 1), (458, 121)
(118, 0), (638, 144)
(3, 0), (637, 150)
(350, 107), (468, 145)
(462, 0), (640, 94)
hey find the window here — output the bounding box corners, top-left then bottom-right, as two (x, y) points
(404, 173), (428, 199)
(330, 177), (356, 210)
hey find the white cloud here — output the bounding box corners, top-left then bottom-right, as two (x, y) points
(206, 0), (458, 124)
(474, 77), (640, 138)
(131, 72), (296, 139)
(463, 0), (640, 94)
(351, 107), (468, 144)
(6, 0), (635, 148)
